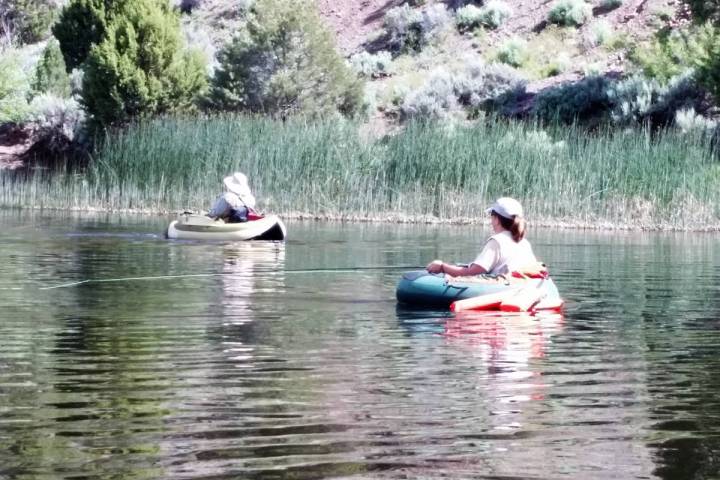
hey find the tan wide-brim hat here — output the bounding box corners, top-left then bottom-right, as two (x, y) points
(223, 172), (249, 196)
(223, 172), (256, 208)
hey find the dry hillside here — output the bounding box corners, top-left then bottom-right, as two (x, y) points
(315, 0), (686, 89)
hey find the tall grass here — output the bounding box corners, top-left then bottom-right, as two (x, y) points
(2, 115), (720, 229)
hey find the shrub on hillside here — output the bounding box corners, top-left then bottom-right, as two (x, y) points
(0, 48), (30, 122)
(454, 61), (526, 111)
(542, 53), (572, 77)
(349, 51), (394, 78)
(496, 37), (528, 67)
(533, 70), (706, 127)
(82, 0), (207, 127)
(457, 2), (512, 31)
(0, 0), (57, 45)
(456, 5), (484, 31)
(653, 71), (707, 124)
(588, 20), (613, 47)
(631, 26), (714, 82)
(384, 3), (451, 53)
(400, 70), (458, 120)
(209, 0), (363, 118)
(29, 94), (86, 141)
(548, 0), (592, 27)
(31, 39), (71, 98)
(399, 61), (526, 120)
(606, 75), (660, 124)
(629, 24), (720, 105)
(532, 75), (612, 123)
(479, 1), (513, 29)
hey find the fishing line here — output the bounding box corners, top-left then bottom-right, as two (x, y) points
(39, 265), (424, 290)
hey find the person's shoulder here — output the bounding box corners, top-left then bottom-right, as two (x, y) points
(489, 230), (513, 244)
(483, 236), (501, 249)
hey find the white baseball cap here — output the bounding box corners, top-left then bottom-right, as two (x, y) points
(485, 197), (523, 219)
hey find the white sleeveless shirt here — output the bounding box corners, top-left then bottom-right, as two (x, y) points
(471, 230), (537, 275)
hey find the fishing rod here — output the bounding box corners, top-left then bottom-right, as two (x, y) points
(38, 265), (425, 290)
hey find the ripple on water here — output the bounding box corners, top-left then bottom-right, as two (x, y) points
(1, 218), (720, 479)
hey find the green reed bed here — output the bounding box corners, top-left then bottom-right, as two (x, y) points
(2, 115), (719, 229)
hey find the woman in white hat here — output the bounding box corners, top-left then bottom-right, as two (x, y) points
(208, 172), (257, 223)
(426, 197), (537, 277)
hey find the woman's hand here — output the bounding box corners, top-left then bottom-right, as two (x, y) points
(426, 260), (444, 274)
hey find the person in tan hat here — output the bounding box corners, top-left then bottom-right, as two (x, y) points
(426, 197), (537, 277)
(208, 172), (257, 223)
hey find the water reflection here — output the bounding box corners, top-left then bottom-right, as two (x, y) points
(218, 242), (286, 323)
(443, 310), (564, 359)
(3, 213), (720, 479)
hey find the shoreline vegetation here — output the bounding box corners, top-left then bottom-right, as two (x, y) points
(2, 116), (720, 232)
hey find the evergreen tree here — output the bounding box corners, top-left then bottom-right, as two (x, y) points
(81, 0), (207, 127)
(32, 39), (72, 98)
(52, 0), (129, 71)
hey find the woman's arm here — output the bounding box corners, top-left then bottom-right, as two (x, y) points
(426, 260), (486, 276)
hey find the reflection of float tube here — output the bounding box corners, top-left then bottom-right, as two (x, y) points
(533, 297), (564, 312)
(450, 289), (518, 312)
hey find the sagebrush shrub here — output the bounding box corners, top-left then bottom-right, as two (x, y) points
(496, 37), (528, 67)
(29, 94), (86, 141)
(479, 1), (513, 29)
(543, 53), (572, 77)
(456, 5), (483, 31)
(548, 0), (592, 27)
(588, 20), (613, 47)
(349, 51), (394, 78)
(609, 71), (705, 127)
(606, 75), (659, 124)
(533, 70), (706, 127)
(399, 61), (526, 120)
(384, 3), (450, 53)
(400, 69), (458, 120)
(457, 2), (512, 31)
(454, 61), (526, 110)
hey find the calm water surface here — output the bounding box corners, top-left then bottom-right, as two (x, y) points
(1, 210), (719, 480)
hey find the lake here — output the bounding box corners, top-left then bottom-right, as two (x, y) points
(1, 210), (719, 479)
